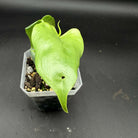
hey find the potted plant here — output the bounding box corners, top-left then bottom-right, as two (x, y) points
(20, 15), (84, 113)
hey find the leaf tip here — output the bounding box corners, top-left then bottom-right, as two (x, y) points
(63, 107), (69, 113)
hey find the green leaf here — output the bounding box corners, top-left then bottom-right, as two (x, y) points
(42, 15), (55, 27)
(25, 15), (84, 113)
(25, 20), (41, 48)
(25, 15), (55, 48)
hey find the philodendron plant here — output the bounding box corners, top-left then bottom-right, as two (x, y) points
(25, 15), (84, 113)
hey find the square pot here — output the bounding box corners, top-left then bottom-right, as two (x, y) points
(20, 49), (83, 111)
